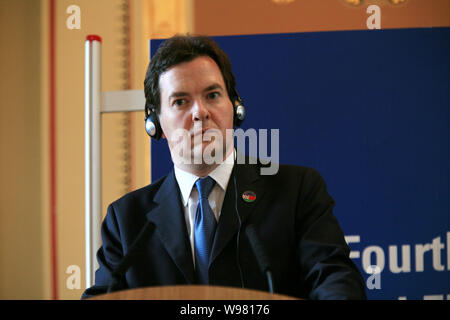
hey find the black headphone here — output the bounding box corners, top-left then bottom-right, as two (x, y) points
(144, 88), (246, 140)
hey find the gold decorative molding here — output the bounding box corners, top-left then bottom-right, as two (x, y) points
(145, 0), (193, 39)
(271, 0), (295, 4)
(343, 0), (406, 6)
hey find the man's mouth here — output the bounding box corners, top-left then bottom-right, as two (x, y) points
(191, 127), (216, 136)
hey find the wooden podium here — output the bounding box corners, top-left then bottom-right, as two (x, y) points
(90, 285), (298, 300)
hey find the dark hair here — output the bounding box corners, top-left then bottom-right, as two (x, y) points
(144, 34), (237, 116)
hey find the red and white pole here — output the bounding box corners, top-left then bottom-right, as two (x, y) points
(85, 34), (102, 289)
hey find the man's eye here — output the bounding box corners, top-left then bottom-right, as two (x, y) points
(208, 92), (220, 100)
(173, 99), (186, 106)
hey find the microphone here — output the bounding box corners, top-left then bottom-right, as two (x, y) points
(245, 224), (274, 294)
(107, 220), (155, 293)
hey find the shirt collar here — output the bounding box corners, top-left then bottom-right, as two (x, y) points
(174, 149), (235, 206)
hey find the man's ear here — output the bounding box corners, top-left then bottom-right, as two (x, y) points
(157, 112), (166, 139)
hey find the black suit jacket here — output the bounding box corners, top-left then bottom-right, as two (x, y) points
(82, 161), (366, 299)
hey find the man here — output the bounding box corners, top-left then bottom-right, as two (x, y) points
(82, 35), (366, 299)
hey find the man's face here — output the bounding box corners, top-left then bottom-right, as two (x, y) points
(158, 56), (234, 169)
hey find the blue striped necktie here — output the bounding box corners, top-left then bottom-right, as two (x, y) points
(194, 176), (216, 284)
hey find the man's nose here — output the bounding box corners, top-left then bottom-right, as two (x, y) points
(192, 99), (210, 122)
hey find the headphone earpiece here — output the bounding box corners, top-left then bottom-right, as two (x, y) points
(234, 102), (246, 127)
(145, 104), (162, 140)
(233, 89), (246, 127)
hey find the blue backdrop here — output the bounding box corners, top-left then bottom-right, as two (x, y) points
(149, 27), (450, 299)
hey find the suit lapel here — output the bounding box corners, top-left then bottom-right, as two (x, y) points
(145, 171), (195, 283)
(210, 162), (266, 266)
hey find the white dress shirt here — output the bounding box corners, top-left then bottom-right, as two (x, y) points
(174, 149), (235, 266)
